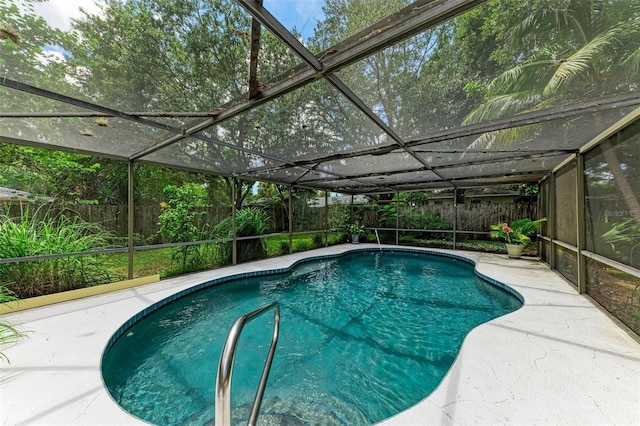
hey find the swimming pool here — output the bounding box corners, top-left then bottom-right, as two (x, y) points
(102, 249), (522, 425)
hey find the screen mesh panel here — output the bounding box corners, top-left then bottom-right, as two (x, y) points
(584, 120), (640, 268)
(264, 0), (408, 54)
(555, 163), (578, 247)
(336, 0), (640, 142)
(192, 79), (392, 164)
(1, 0), (639, 194)
(316, 152), (425, 176)
(249, 167), (313, 185)
(0, 114), (175, 159)
(0, 0), (265, 114)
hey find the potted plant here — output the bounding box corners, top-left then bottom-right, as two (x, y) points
(491, 218), (546, 258)
(349, 222), (366, 244)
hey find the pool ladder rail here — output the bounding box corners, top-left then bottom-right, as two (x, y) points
(215, 301), (280, 426)
(374, 229), (382, 250)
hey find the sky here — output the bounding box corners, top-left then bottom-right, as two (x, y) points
(263, 0), (325, 40)
(32, 0), (325, 41)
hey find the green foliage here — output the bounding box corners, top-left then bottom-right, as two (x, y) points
(464, 81), (486, 98)
(312, 233), (324, 248)
(0, 207), (116, 298)
(158, 246), (219, 278)
(65, 0), (301, 177)
(600, 218), (640, 266)
(295, 240), (311, 252)
(464, 0), (640, 145)
(491, 218), (546, 245)
(279, 240), (290, 255)
(0, 143), (101, 203)
(398, 208), (423, 229)
(157, 183), (211, 267)
(517, 184), (539, 196)
(214, 207), (270, 263)
(0, 285), (25, 363)
(376, 204), (397, 228)
(0, 143), (217, 206)
(421, 211), (454, 232)
(349, 222), (365, 237)
(328, 202), (351, 242)
(398, 208), (453, 239)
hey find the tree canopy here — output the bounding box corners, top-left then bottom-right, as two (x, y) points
(1, 0), (638, 198)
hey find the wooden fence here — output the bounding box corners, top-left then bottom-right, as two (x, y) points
(5, 201), (537, 241)
(447, 203), (538, 233)
(362, 202), (538, 234)
(4, 204), (232, 242)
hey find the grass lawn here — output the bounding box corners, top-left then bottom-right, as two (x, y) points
(107, 233), (345, 279)
(107, 234), (537, 281)
(107, 248), (176, 279)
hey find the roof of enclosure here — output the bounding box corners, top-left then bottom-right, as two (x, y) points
(1, 0), (639, 194)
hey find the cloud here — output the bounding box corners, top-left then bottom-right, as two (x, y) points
(33, 0), (103, 31)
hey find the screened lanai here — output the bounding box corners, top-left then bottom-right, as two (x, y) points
(1, 0), (640, 335)
(2, 2), (640, 426)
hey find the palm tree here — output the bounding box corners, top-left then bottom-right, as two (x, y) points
(462, 0), (640, 228)
(464, 0), (640, 128)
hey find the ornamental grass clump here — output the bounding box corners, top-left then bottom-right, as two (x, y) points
(0, 207), (116, 299)
(0, 285), (24, 363)
(215, 207), (270, 263)
(491, 218), (546, 245)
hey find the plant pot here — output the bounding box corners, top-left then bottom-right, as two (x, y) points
(505, 243), (524, 258)
(352, 234), (360, 244)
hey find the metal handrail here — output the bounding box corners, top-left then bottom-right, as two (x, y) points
(215, 301), (280, 426)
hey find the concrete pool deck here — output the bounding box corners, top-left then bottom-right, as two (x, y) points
(1, 245), (639, 425)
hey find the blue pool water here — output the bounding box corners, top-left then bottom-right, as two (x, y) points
(102, 250), (522, 425)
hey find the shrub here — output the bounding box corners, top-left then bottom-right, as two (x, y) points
(295, 240), (311, 252)
(215, 207), (270, 263)
(491, 218), (546, 246)
(0, 285), (24, 363)
(279, 240), (290, 255)
(376, 204), (397, 228)
(157, 184), (212, 267)
(398, 208), (453, 239)
(328, 203), (350, 242)
(0, 207), (116, 298)
(312, 233), (324, 247)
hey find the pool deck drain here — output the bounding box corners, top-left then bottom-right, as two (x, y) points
(1, 245), (639, 425)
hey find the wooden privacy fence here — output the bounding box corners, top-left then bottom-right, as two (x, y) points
(5, 201), (537, 240)
(362, 202), (538, 234)
(448, 203), (538, 232)
(5, 204), (232, 241)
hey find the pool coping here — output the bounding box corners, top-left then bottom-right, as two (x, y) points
(1, 244), (639, 425)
